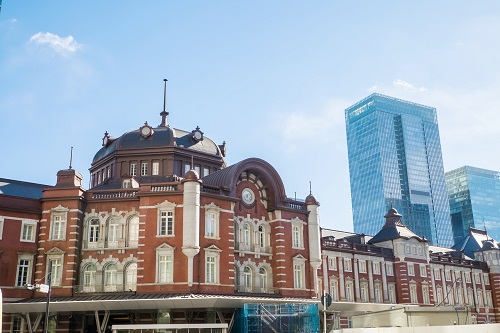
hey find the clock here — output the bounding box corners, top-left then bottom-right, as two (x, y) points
(139, 122), (153, 139)
(191, 126), (204, 142)
(242, 188), (255, 205)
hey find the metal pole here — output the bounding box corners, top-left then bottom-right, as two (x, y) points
(44, 262), (52, 333)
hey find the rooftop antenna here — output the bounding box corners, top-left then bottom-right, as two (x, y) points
(294, 192), (297, 200)
(160, 79), (169, 127)
(191, 155), (194, 171)
(69, 146), (73, 170)
(309, 181), (312, 195)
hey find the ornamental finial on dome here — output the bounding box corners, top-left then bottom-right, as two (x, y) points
(159, 79), (169, 127)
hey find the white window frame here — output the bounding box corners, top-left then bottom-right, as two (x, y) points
(330, 278), (339, 301)
(486, 290), (493, 307)
(422, 285), (430, 304)
(104, 263), (118, 292)
(50, 210), (68, 241)
(445, 270), (452, 281)
(107, 217), (121, 247)
(373, 262), (381, 275)
(291, 218), (305, 249)
(128, 216), (139, 247)
(388, 283), (397, 303)
(293, 256), (307, 289)
(48, 257), (63, 287)
(204, 204), (220, 239)
(360, 281), (369, 302)
(436, 286), (444, 305)
(328, 257), (337, 270)
(141, 162), (148, 176)
(16, 254), (34, 287)
(125, 262), (138, 291)
(484, 273), (490, 285)
(419, 264), (427, 277)
(87, 218), (100, 248)
(344, 258), (352, 272)
(434, 268), (441, 280)
(259, 267), (268, 291)
(156, 201), (176, 237)
(20, 220), (36, 242)
(358, 260), (367, 274)
(152, 161), (160, 176)
(83, 263), (97, 292)
(156, 244), (174, 284)
(408, 263), (415, 276)
(345, 279), (354, 302)
(465, 272), (471, 283)
(204, 246), (221, 285)
(243, 266), (253, 291)
(374, 282), (382, 303)
(410, 283), (418, 303)
(130, 163), (137, 176)
(386, 262), (394, 276)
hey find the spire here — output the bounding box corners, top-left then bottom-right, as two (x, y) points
(159, 79), (169, 127)
(69, 146), (73, 170)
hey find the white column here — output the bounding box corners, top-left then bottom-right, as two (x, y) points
(182, 177), (201, 286)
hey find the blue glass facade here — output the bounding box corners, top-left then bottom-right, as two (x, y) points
(446, 166), (500, 244)
(345, 94), (453, 246)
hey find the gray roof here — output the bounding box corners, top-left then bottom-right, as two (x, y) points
(0, 178), (49, 199)
(368, 208), (425, 244)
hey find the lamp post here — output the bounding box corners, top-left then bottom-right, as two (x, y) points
(26, 262), (52, 333)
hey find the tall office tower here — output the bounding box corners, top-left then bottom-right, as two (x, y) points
(446, 166), (500, 244)
(345, 93), (453, 246)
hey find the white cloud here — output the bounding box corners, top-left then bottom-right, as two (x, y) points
(393, 79), (428, 92)
(29, 32), (82, 55)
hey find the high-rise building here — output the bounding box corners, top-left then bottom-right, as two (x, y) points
(345, 93), (452, 246)
(446, 165), (500, 244)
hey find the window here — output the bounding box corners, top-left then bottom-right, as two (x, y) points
(51, 213), (67, 240)
(388, 284), (397, 303)
(130, 163), (137, 176)
(434, 268), (441, 280)
(408, 263), (415, 276)
(328, 257), (337, 270)
(158, 254), (173, 283)
(258, 225), (266, 248)
(259, 267), (268, 290)
(465, 272), (471, 283)
(412, 245), (417, 255)
(21, 220), (36, 242)
(344, 258), (352, 272)
(157, 244), (174, 283)
(345, 280), (354, 302)
(436, 286), (444, 305)
(184, 163), (191, 174)
(358, 260), (367, 274)
(293, 256), (306, 289)
(422, 285), (430, 304)
(205, 212), (217, 238)
(107, 217), (121, 247)
(87, 218), (100, 248)
(205, 251), (219, 285)
(418, 246), (423, 255)
(291, 218), (304, 249)
(125, 263), (137, 291)
(360, 281), (369, 302)
(330, 278), (339, 301)
(446, 285), (454, 305)
(104, 263), (118, 292)
(152, 161), (160, 176)
(159, 211), (174, 236)
(467, 288), (474, 305)
(12, 317), (24, 333)
(477, 290), (484, 307)
(486, 290), (493, 307)
(49, 258), (63, 286)
(410, 284), (418, 303)
(16, 257), (32, 287)
(242, 223), (251, 247)
(83, 264), (97, 292)
(386, 262), (394, 276)
(405, 244), (411, 254)
(244, 266), (253, 291)
(141, 162), (148, 176)
(203, 167), (210, 177)
(484, 273), (490, 285)
(474, 273), (480, 284)
(419, 264), (427, 277)
(373, 262), (381, 275)
(374, 283), (382, 303)
(445, 270), (451, 281)
(128, 216), (139, 247)
(456, 286), (464, 305)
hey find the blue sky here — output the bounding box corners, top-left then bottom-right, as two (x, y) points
(1, 1), (500, 232)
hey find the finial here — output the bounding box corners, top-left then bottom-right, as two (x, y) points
(309, 181), (312, 195)
(160, 79), (169, 127)
(69, 146), (73, 170)
(191, 155), (194, 170)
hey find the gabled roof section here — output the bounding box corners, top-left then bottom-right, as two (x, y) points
(368, 208), (426, 245)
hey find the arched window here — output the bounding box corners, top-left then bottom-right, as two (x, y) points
(125, 263), (137, 291)
(243, 224), (251, 247)
(258, 225), (265, 248)
(244, 266), (252, 291)
(104, 263), (118, 292)
(88, 219), (100, 248)
(83, 264), (97, 292)
(259, 267), (267, 290)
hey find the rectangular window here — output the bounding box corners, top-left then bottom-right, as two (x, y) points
(152, 162), (160, 176)
(474, 273), (480, 284)
(184, 163), (191, 174)
(419, 264), (427, 277)
(130, 163), (137, 176)
(386, 262), (394, 276)
(434, 268), (441, 280)
(422, 285), (430, 304)
(360, 282), (368, 302)
(195, 165), (201, 176)
(21, 221), (36, 242)
(49, 258), (63, 286)
(205, 212), (216, 238)
(373, 262), (381, 275)
(465, 272), (471, 283)
(16, 259), (31, 286)
(445, 270), (451, 281)
(12, 317), (24, 333)
(344, 258), (352, 272)
(141, 162), (148, 176)
(292, 225), (301, 248)
(388, 284), (397, 303)
(374, 283), (382, 303)
(328, 257), (337, 270)
(294, 263), (304, 289)
(206, 256), (216, 284)
(408, 263), (415, 276)
(330, 279), (339, 301)
(486, 290), (493, 307)
(358, 260), (367, 274)
(436, 287), (444, 305)
(345, 281), (354, 302)
(159, 211), (174, 236)
(484, 273), (490, 285)
(51, 214), (66, 240)
(203, 167), (210, 177)
(158, 254), (173, 283)
(410, 284), (418, 303)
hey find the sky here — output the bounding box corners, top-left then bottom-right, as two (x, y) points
(1, 1), (500, 233)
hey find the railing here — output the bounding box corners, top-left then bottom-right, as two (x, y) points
(282, 199), (306, 211)
(91, 190), (138, 199)
(321, 238), (394, 257)
(74, 284), (136, 293)
(151, 185), (178, 192)
(234, 286), (279, 294)
(430, 254), (487, 268)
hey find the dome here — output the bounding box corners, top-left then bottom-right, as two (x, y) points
(482, 240), (499, 251)
(384, 207), (401, 218)
(183, 169), (200, 181)
(305, 194), (318, 205)
(92, 125), (223, 165)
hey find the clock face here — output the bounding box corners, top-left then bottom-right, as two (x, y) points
(242, 188), (255, 205)
(141, 126), (151, 136)
(194, 131), (202, 140)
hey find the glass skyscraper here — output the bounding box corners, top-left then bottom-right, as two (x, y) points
(345, 94), (453, 247)
(446, 166), (500, 244)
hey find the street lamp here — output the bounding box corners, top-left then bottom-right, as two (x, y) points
(26, 262), (52, 333)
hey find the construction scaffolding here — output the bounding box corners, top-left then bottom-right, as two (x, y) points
(233, 303), (320, 333)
